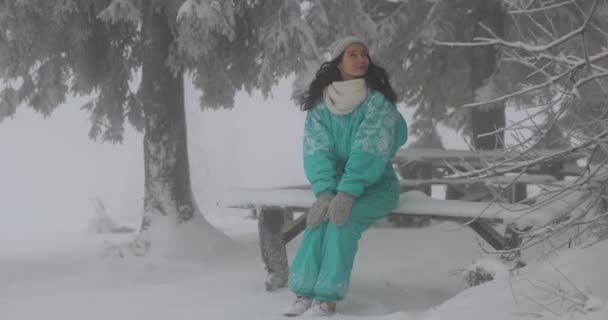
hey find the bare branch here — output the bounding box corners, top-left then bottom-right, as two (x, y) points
(508, 0), (577, 14)
(447, 130), (607, 181)
(575, 71), (608, 88)
(435, 0), (600, 53)
(463, 50), (608, 108)
(461, 70), (571, 108)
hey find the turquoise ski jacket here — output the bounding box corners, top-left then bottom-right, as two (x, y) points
(303, 90), (408, 199)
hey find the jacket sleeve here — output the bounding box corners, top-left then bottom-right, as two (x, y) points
(337, 96), (407, 197)
(303, 107), (340, 197)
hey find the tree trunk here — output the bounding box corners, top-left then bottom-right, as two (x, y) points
(468, 0), (505, 151)
(592, 180), (608, 240)
(470, 105), (505, 150)
(447, 1), (506, 202)
(131, 3), (230, 257)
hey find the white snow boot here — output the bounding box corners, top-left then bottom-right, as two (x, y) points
(302, 300), (336, 317)
(283, 296), (313, 317)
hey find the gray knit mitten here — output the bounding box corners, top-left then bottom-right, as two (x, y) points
(306, 193), (335, 228)
(328, 192), (356, 226)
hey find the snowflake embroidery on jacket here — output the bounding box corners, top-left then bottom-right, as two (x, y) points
(303, 108), (332, 156)
(352, 95), (398, 158)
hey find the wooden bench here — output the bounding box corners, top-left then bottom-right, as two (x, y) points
(217, 187), (573, 291)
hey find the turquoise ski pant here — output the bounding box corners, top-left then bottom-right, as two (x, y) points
(288, 188), (398, 301)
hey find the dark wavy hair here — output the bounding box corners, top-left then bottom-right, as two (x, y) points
(299, 54), (397, 111)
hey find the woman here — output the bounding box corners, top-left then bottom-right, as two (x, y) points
(284, 36), (408, 317)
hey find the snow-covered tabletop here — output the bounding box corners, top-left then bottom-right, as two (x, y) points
(218, 187), (585, 228)
(391, 147), (586, 176)
(393, 147), (584, 163)
(399, 174), (557, 186)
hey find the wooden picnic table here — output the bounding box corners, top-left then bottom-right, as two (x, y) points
(217, 186), (584, 291)
(392, 147), (585, 182)
(216, 147), (587, 291)
(390, 147), (585, 230)
(392, 147), (585, 201)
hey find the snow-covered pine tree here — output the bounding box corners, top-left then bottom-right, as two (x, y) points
(382, 0), (607, 153)
(427, 0), (608, 249)
(370, 0), (606, 202)
(372, 0), (444, 147)
(0, 0), (317, 258)
(381, 0), (508, 151)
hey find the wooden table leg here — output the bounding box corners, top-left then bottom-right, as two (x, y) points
(511, 183), (527, 204)
(468, 221), (505, 250)
(504, 183), (528, 262)
(543, 162), (565, 181)
(258, 208), (289, 291)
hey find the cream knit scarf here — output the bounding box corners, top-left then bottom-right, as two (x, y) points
(323, 78), (368, 115)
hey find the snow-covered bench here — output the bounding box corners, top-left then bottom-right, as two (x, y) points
(217, 187), (572, 291)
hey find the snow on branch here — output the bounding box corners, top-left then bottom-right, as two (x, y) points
(97, 0), (140, 24)
(432, 0), (606, 109)
(507, 0), (578, 14)
(445, 129), (608, 181)
(460, 50), (608, 108)
(177, 0), (235, 40)
(464, 50), (608, 109)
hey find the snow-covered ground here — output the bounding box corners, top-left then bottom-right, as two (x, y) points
(1, 80), (606, 319)
(2, 213), (606, 320)
(0, 220), (468, 319)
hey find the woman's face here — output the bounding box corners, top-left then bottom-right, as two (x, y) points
(338, 43), (369, 81)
